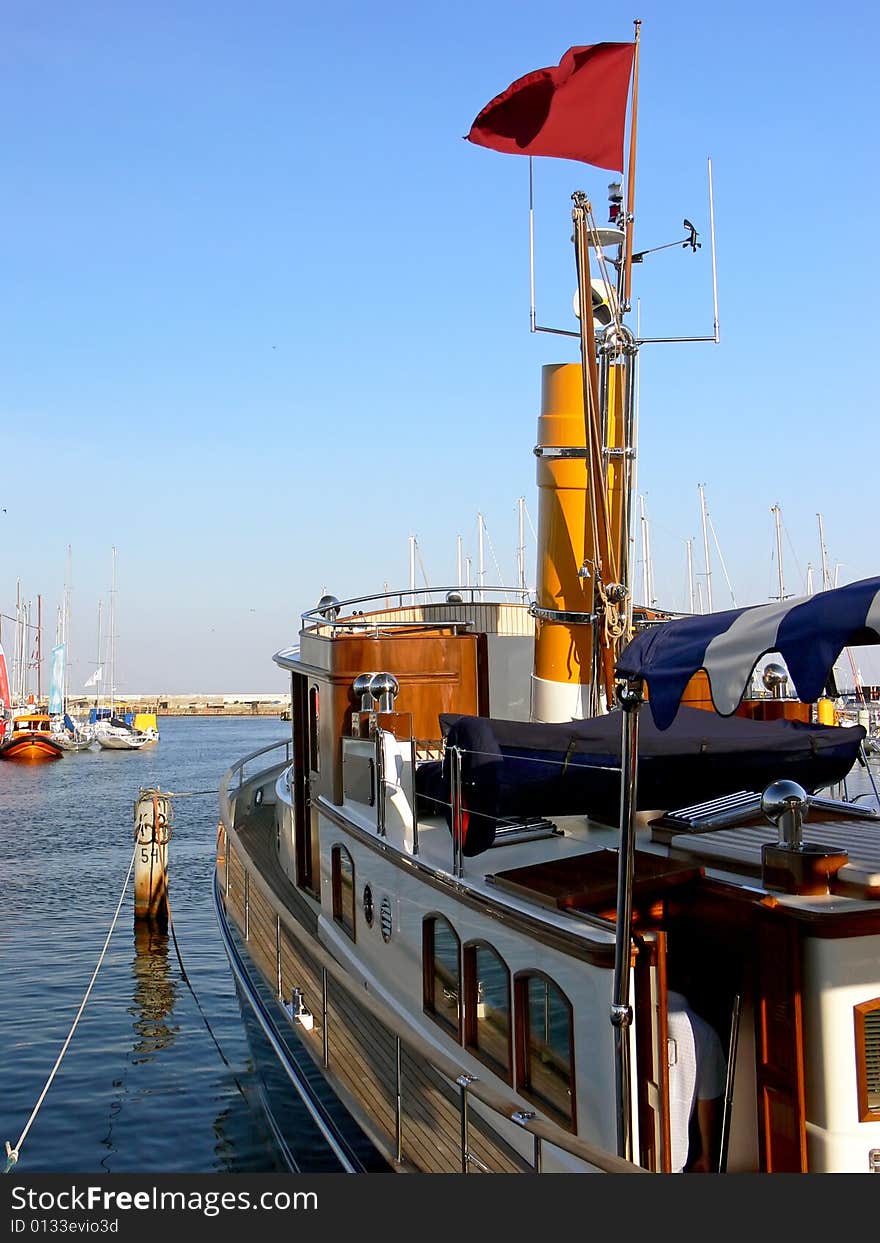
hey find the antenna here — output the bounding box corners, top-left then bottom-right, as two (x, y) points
(635, 156), (721, 345)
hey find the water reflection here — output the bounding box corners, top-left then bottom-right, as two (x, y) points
(128, 923), (179, 1062)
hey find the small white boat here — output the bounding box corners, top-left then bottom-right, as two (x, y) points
(95, 719), (148, 750)
(53, 730), (95, 753)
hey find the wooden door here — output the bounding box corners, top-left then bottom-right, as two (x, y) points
(291, 672), (319, 897)
(753, 908), (807, 1171)
(634, 930), (671, 1172)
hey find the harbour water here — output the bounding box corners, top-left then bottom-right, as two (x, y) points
(0, 716), (289, 1174)
(2, 714), (879, 1175)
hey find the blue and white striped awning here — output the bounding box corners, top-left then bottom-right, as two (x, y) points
(616, 576), (880, 729)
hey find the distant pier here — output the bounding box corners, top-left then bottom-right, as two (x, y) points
(63, 693), (292, 718)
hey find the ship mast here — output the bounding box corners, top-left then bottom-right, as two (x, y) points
(573, 21), (642, 707)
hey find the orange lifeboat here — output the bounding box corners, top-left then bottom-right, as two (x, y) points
(0, 713), (64, 762)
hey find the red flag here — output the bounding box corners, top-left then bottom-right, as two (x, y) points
(466, 43), (635, 171)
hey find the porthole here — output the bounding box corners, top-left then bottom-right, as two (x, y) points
(363, 883), (374, 927)
(380, 896), (393, 942)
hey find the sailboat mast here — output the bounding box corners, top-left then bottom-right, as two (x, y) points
(771, 504), (786, 600)
(36, 595), (42, 703)
(517, 497), (526, 595)
(63, 544), (72, 710)
(686, 538), (695, 612)
(639, 496), (649, 605)
(91, 597), (104, 716)
(13, 579), (22, 704)
(817, 512), (830, 591)
(699, 484), (713, 612)
(109, 546), (117, 715)
(478, 512), (485, 602)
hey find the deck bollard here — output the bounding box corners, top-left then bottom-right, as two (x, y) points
(133, 788), (172, 925)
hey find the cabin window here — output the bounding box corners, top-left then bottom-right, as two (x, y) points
(309, 686), (320, 773)
(514, 972), (576, 1131)
(423, 915), (461, 1040)
(463, 941), (512, 1083)
(855, 997), (880, 1121)
(331, 845), (355, 940)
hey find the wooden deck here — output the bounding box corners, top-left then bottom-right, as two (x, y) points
(218, 808), (529, 1173)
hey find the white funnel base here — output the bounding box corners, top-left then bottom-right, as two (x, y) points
(530, 674), (603, 723)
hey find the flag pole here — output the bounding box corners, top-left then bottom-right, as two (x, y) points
(622, 19), (642, 312)
(528, 158), (537, 333)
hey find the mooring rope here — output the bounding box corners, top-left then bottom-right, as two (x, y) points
(4, 841), (139, 1174)
(161, 789), (217, 798)
(164, 891), (253, 1105)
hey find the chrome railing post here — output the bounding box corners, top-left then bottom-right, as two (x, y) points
(512, 1110), (540, 1172)
(611, 679), (643, 1163)
(409, 736), (420, 856)
(395, 1037), (403, 1164)
(375, 730), (386, 837)
(451, 745), (464, 878)
(275, 916), (282, 1000)
(456, 1074), (476, 1173)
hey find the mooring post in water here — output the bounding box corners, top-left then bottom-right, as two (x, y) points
(133, 788), (172, 925)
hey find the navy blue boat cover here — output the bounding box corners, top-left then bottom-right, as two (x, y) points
(415, 707), (865, 854)
(616, 575), (880, 729)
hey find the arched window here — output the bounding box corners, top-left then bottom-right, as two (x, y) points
(855, 997), (880, 1121)
(422, 915), (461, 1040)
(331, 845), (355, 940)
(463, 941), (511, 1082)
(514, 971), (576, 1131)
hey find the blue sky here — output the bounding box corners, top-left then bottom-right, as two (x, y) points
(2, 1), (878, 693)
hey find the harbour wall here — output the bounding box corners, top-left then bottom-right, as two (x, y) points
(63, 694), (291, 718)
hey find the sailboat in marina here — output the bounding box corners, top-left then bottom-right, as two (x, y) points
(214, 30), (880, 1174)
(93, 547), (149, 751)
(0, 588), (64, 762)
(49, 551), (96, 751)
